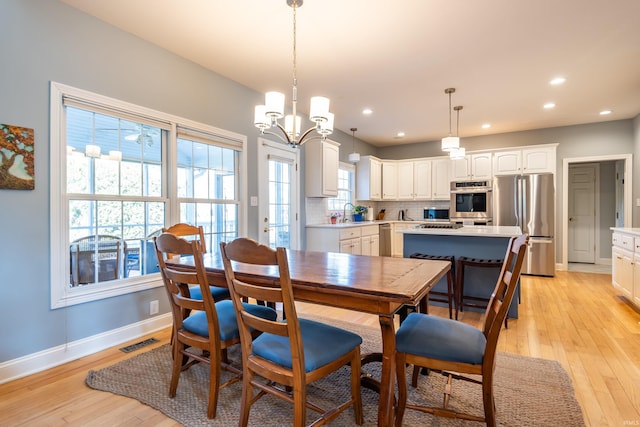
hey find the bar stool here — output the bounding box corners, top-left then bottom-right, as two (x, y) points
(456, 256), (508, 326)
(406, 253), (456, 320)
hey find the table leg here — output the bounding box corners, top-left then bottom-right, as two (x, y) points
(377, 314), (396, 427)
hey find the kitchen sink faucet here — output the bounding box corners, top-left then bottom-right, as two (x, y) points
(342, 203), (355, 223)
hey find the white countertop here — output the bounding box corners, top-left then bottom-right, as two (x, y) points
(306, 220), (423, 229)
(400, 225), (522, 238)
(611, 227), (640, 236)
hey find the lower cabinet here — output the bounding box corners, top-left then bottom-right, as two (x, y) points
(391, 222), (417, 257)
(306, 224), (379, 256)
(361, 227), (380, 256)
(611, 230), (640, 309)
(612, 246), (633, 299)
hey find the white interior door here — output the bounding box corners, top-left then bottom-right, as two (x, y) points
(258, 138), (299, 249)
(568, 164), (596, 263)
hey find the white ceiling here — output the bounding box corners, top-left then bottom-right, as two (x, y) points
(61, 0), (640, 147)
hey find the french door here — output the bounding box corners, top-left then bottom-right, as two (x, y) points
(258, 138), (299, 249)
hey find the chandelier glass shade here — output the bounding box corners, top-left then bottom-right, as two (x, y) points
(441, 88), (460, 152)
(449, 105), (465, 159)
(253, 0), (334, 147)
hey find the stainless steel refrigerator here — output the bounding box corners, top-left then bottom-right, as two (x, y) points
(493, 173), (555, 276)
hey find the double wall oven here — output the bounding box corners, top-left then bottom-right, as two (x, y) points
(449, 180), (493, 224)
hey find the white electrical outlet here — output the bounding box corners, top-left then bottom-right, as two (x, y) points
(149, 300), (159, 315)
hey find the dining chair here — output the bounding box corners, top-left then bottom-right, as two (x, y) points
(394, 234), (529, 427)
(154, 233), (277, 419)
(162, 223), (230, 302)
(220, 238), (364, 427)
(70, 234), (123, 285)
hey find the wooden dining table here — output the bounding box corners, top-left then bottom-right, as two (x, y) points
(167, 249), (450, 427)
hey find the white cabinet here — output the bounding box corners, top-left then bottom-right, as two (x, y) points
(361, 225), (380, 256)
(356, 156), (382, 200)
(306, 224), (379, 256)
(493, 145), (556, 176)
(397, 159), (432, 200)
(493, 150), (522, 175)
(612, 245), (633, 299)
(611, 230), (639, 307)
(522, 146), (556, 174)
(431, 157), (451, 200)
(451, 153), (492, 180)
(391, 222), (417, 257)
(305, 139), (339, 197)
(340, 237), (361, 255)
(382, 161), (398, 200)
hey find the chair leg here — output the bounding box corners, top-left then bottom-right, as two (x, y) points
(446, 270), (454, 319)
(351, 350), (364, 425)
(169, 343), (183, 397)
(207, 351), (222, 419)
(395, 353), (408, 427)
(293, 379), (307, 427)
(482, 373), (497, 427)
(238, 371), (253, 427)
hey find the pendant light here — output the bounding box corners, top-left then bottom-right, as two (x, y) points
(348, 127), (360, 163)
(449, 105), (466, 159)
(441, 88), (459, 152)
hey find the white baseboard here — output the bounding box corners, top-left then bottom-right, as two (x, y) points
(0, 313), (172, 384)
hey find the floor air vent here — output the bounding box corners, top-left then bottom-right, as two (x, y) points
(119, 337), (159, 353)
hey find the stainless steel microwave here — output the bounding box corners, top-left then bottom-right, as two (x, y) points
(449, 180), (493, 221)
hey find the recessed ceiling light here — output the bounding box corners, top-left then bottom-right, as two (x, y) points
(550, 77), (566, 85)
(362, 108), (373, 115)
(481, 123), (491, 129)
(396, 132), (405, 138)
(599, 110), (612, 115)
(543, 102), (556, 109)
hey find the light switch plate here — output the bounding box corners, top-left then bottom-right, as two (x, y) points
(250, 196), (258, 206)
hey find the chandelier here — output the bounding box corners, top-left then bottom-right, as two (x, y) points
(253, 0), (334, 147)
(449, 105), (466, 159)
(441, 88), (459, 152)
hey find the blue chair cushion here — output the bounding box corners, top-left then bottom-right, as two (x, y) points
(182, 300), (277, 341)
(252, 318), (363, 372)
(189, 285), (231, 302)
(396, 312), (486, 365)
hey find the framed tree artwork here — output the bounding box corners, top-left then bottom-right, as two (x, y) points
(0, 124), (35, 190)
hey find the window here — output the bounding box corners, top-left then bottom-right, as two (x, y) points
(176, 130), (240, 254)
(50, 82), (245, 308)
(328, 163), (355, 213)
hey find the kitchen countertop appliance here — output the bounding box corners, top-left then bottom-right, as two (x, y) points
(493, 173), (555, 276)
(423, 208), (449, 221)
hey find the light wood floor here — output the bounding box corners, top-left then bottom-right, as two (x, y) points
(1, 271), (639, 426)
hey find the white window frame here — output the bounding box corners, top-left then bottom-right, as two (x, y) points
(328, 162), (356, 213)
(49, 82), (247, 308)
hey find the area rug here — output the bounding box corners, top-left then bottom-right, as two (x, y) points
(86, 315), (585, 426)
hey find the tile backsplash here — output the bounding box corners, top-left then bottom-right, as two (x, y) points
(305, 198), (450, 224)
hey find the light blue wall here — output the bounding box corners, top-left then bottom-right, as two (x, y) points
(0, 0), (366, 363)
(0, 0), (637, 364)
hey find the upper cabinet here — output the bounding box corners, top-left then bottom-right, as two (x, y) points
(397, 159), (432, 200)
(305, 139), (339, 197)
(451, 152), (492, 180)
(355, 144), (555, 201)
(356, 155), (382, 200)
(382, 161), (398, 200)
(493, 145), (557, 175)
(431, 157), (451, 199)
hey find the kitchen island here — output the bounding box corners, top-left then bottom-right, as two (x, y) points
(401, 225), (523, 317)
